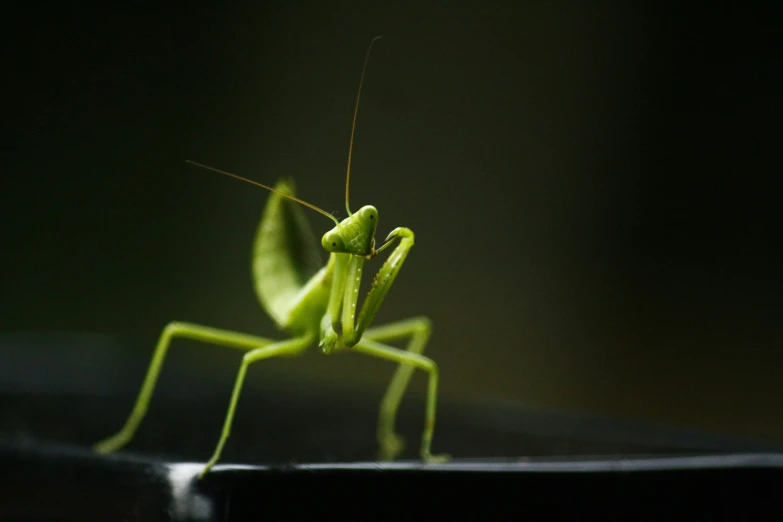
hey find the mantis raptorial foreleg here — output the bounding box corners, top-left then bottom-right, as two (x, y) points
(321, 227), (417, 354)
(93, 323), (307, 455)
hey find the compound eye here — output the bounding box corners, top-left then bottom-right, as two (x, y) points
(360, 206), (377, 222)
(321, 231), (344, 252)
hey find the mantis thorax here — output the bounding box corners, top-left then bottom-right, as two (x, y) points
(321, 205), (379, 257)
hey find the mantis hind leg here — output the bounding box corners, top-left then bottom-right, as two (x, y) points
(354, 319), (449, 463)
(93, 322), (301, 455)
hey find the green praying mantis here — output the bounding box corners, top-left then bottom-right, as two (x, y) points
(93, 36), (449, 478)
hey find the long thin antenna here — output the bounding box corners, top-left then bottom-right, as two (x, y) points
(345, 35), (382, 217)
(186, 160), (340, 226)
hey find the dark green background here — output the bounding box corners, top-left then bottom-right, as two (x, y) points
(3, 4), (781, 441)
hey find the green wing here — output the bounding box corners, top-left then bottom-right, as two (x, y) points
(251, 178), (323, 327)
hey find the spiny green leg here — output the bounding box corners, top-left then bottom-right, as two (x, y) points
(362, 317), (442, 461)
(342, 227), (417, 345)
(352, 337), (449, 464)
(93, 322), (279, 455)
(199, 334), (312, 478)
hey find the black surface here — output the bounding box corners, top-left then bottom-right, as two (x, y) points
(2, 333), (782, 520)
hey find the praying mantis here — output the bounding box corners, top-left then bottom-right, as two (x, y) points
(93, 37), (449, 478)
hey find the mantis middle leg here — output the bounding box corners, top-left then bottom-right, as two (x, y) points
(362, 317), (440, 461)
(352, 333), (449, 463)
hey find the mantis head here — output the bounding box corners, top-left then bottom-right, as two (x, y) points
(321, 205), (379, 258)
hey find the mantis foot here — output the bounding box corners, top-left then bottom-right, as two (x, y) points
(319, 326), (339, 355)
(378, 433), (406, 461)
(93, 433), (130, 455)
(421, 451), (451, 464)
(199, 456), (219, 479)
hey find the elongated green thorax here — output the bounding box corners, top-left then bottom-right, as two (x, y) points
(321, 205), (379, 258)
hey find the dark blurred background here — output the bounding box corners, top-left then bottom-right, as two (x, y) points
(2, 4), (781, 443)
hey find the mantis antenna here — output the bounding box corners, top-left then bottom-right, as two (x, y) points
(187, 35), (383, 225)
(185, 160), (340, 226)
(344, 35), (383, 217)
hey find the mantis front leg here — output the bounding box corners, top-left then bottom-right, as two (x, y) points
(322, 227), (418, 350)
